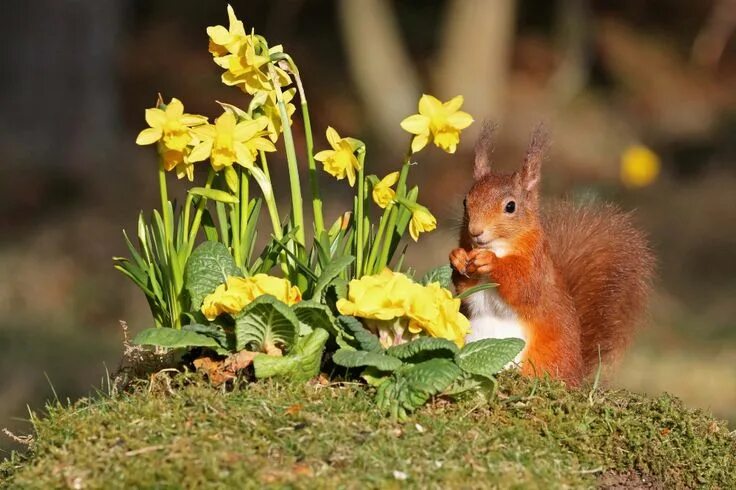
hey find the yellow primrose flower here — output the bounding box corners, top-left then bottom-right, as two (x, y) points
(372, 171), (400, 209)
(207, 4), (246, 57)
(408, 206), (437, 241)
(201, 274), (301, 320)
(314, 127), (363, 186)
(400, 94), (473, 154)
(189, 111), (275, 172)
(337, 269), (469, 348)
(620, 145), (660, 188)
(135, 97), (207, 152)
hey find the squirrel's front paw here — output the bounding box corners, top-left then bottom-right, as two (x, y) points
(449, 248), (470, 276)
(467, 249), (496, 275)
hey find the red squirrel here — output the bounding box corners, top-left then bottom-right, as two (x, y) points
(450, 124), (654, 386)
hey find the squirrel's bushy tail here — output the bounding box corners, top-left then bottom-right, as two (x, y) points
(543, 201), (655, 374)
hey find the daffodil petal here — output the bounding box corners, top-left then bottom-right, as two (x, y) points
(166, 98), (184, 118)
(249, 137), (276, 152)
(418, 94), (443, 118)
(188, 140), (213, 162)
(447, 111), (474, 130)
(136, 127), (162, 145)
(381, 171), (400, 187)
(400, 114), (430, 135)
(181, 114), (208, 126)
(313, 150), (333, 162)
(411, 133), (429, 154)
(444, 95), (464, 113)
(234, 142), (255, 168)
(325, 126), (341, 150)
(144, 108), (166, 129)
(409, 219), (419, 241)
(207, 25), (230, 45)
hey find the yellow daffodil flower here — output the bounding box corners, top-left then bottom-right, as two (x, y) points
(201, 274), (301, 320)
(314, 127), (364, 186)
(372, 171), (400, 209)
(135, 97), (207, 152)
(207, 4), (246, 57)
(251, 88), (296, 143)
(400, 94), (473, 154)
(189, 111), (275, 172)
(337, 269), (469, 348)
(620, 145), (660, 188)
(408, 206), (437, 241)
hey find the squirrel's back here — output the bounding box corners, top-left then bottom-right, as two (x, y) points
(542, 200), (654, 372)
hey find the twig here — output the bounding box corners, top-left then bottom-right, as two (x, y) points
(2, 428), (33, 446)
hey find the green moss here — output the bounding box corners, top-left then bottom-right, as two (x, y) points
(2, 372), (734, 488)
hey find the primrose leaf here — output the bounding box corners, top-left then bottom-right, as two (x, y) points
(235, 295), (299, 352)
(332, 349), (403, 372)
(312, 255), (354, 300)
(182, 323), (232, 353)
(455, 338), (525, 380)
(132, 327), (220, 349)
(253, 328), (329, 381)
(337, 315), (381, 353)
(184, 241), (242, 310)
(376, 358), (461, 418)
(292, 301), (336, 336)
(386, 337), (459, 363)
(420, 264), (453, 289)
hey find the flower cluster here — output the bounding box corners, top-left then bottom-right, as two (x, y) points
(336, 269), (470, 348)
(202, 274), (302, 320)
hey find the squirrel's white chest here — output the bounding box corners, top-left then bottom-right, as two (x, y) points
(464, 287), (527, 365)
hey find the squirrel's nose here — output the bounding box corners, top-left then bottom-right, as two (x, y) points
(469, 226), (484, 238)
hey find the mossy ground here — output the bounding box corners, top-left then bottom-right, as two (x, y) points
(1, 371), (734, 489)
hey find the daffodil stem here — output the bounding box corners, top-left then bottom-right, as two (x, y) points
(355, 152), (366, 277)
(300, 99), (325, 239)
(257, 152), (283, 241)
(366, 204), (392, 274)
(184, 170), (215, 259)
(239, 167), (249, 269)
(270, 65), (305, 248)
(157, 162), (172, 245)
(376, 152), (412, 270)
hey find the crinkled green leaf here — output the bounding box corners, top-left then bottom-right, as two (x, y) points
(333, 349), (402, 372)
(386, 337), (459, 362)
(420, 264), (453, 289)
(337, 316), (381, 353)
(182, 323), (231, 354)
(376, 358), (461, 419)
(455, 338), (525, 380)
(235, 295), (298, 352)
(184, 241), (241, 309)
(293, 301), (336, 336)
(132, 327), (220, 349)
(253, 328), (329, 381)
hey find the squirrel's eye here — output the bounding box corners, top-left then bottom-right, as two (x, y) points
(504, 201), (516, 214)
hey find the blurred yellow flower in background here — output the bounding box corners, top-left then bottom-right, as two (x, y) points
(408, 206), (437, 241)
(202, 274), (301, 320)
(621, 144), (660, 188)
(400, 94), (473, 154)
(372, 171), (400, 208)
(190, 112), (275, 171)
(314, 127), (364, 186)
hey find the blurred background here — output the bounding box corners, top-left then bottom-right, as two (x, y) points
(1, 0), (735, 454)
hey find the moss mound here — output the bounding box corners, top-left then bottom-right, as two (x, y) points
(2, 372), (734, 488)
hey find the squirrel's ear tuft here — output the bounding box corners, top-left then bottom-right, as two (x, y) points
(521, 123), (549, 192)
(473, 120), (496, 180)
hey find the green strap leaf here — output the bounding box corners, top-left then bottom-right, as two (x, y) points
(420, 264), (453, 289)
(455, 338), (526, 380)
(132, 327), (220, 349)
(235, 295), (299, 352)
(184, 241), (242, 310)
(456, 282), (498, 300)
(386, 337), (459, 362)
(332, 349), (403, 372)
(188, 187), (239, 204)
(312, 255), (354, 300)
(253, 328), (329, 381)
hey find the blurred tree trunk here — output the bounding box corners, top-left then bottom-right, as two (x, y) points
(550, 0), (592, 106)
(338, 0), (419, 150)
(435, 0), (516, 143)
(0, 0), (123, 171)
